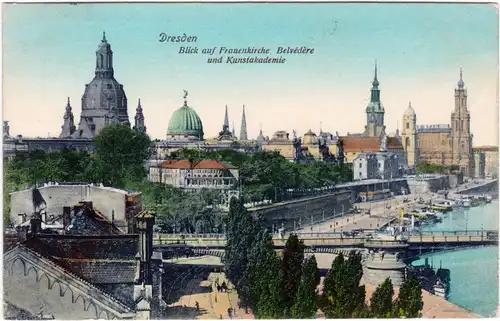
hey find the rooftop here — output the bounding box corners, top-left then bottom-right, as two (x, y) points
(9, 182), (141, 196)
(341, 136), (403, 152)
(156, 159), (237, 169)
(473, 146), (498, 152)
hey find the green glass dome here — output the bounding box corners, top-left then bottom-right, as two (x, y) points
(167, 103), (204, 139)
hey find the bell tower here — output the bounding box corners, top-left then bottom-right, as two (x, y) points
(450, 68), (473, 176)
(401, 101), (418, 168)
(364, 62), (386, 137)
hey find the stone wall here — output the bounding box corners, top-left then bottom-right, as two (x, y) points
(407, 176), (450, 195)
(248, 190), (352, 231)
(9, 185), (131, 228)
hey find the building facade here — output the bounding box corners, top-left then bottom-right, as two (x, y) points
(473, 150), (486, 179)
(3, 33), (146, 157)
(353, 152), (401, 181)
(473, 146), (498, 178)
(401, 69), (475, 176)
(148, 159), (239, 190)
(9, 183), (141, 233)
(4, 210), (164, 320)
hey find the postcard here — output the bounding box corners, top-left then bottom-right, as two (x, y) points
(2, 2), (498, 320)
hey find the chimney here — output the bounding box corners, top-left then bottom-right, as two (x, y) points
(16, 226), (29, 243)
(135, 210), (156, 284)
(62, 206), (71, 231)
(82, 201), (93, 210)
(30, 216), (42, 234)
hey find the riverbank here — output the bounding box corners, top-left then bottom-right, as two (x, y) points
(298, 179), (497, 234)
(166, 256), (481, 319)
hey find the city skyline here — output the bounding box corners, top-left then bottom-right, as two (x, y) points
(3, 3), (498, 145)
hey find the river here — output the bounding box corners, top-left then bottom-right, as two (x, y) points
(411, 199), (499, 317)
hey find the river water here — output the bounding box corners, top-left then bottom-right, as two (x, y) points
(411, 199), (499, 317)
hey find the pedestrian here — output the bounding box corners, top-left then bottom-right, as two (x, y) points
(195, 301), (199, 311)
(220, 314), (223, 319)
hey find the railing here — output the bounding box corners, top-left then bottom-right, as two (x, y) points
(155, 233), (226, 239)
(413, 230), (496, 237)
(154, 230), (498, 246)
(364, 240), (409, 247)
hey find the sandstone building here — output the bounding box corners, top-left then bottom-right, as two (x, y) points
(400, 69), (474, 176)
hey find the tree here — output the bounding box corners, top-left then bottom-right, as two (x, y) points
(395, 275), (423, 318)
(93, 125), (151, 186)
(281, 233), (305, 316)
(321, 251), (366, 318)
(245, 228), (283, 319)
(291, 255), (320, 318)
(370, 278), (394, 317)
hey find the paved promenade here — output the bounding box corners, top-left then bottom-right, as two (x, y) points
(297, 178), (497, 234)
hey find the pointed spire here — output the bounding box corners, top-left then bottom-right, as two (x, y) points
(66, 97), (71, 111)
(224, 105), (229, 128)
(102, 31), (106, 42)
(134, 98), (146, 134)
(137, 98), (143, 111)
(232, 121), (235, 136)
(60, 97), (76, 138)
(260, 122), (263, 135)
(372, 60), (379, 87)
(320, 121), (323, 134)
(240, 105), (248, 141)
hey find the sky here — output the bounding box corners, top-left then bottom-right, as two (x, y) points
(2, 3), (498, 145)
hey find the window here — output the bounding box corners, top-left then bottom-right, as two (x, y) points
(359, 162), (362, 168)
(406, 122), (409, 129)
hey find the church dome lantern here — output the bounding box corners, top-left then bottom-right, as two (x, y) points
(167, 90), (204, 140)
(404, 101), (416, 116)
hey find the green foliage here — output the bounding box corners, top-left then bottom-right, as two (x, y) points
(321, 251), (366, 318)
(291, 255), (321, 319)
(370, 278), (394, 317)
(395, 275), (424, 318)
(281, 234), (306, 316)
(246, 229), (284, 319)
(416, 162), (449, 174)
(172, 148), (352, 203)
(225, 197), (257, 307)
(93, 125), (151, 186)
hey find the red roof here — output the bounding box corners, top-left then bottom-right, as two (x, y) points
(341, 136), (404, 153)
(159, 159), (236, 169)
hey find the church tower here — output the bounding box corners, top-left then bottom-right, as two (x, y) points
(217, 105), (234, 141)
(133, 99), (147, 134)
(401, 101), (418, 168)
(72, 32), (130, 139)
(451, 68), (474, 176)
(60, 97), (76, 138)
(240, 105), (248, 141)
(364, 62), (386, 137)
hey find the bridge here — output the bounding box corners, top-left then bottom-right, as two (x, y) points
(153, 230), (498, 261)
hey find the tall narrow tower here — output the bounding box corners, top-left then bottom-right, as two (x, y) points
(451, 68), (473, 176)
(364, 62), (386, 137)
(240, 105), (248, 141)
(401, 101), (418, 168)
(60, 97), (76, 138)
(133, 98), (147, 134)
(223, 105), (230, 132)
